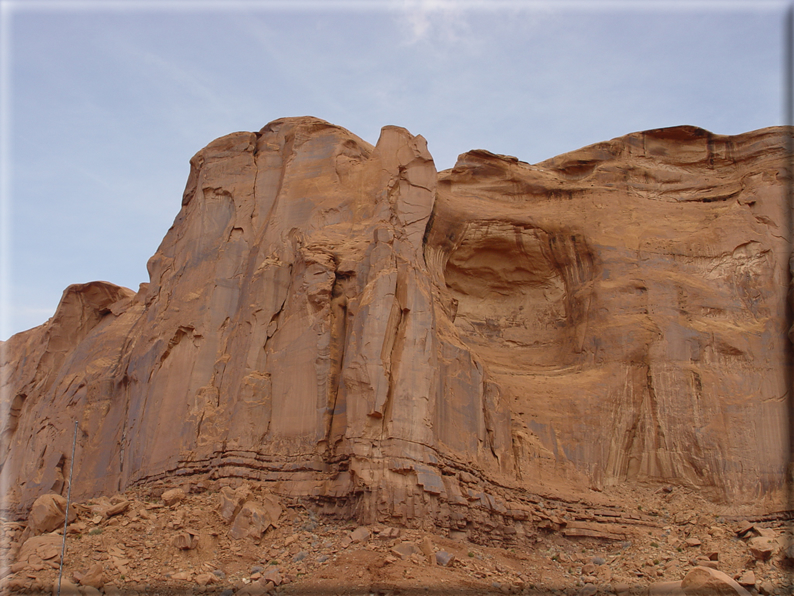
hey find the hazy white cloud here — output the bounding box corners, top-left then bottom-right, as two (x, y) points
(395, 0), (474, 46)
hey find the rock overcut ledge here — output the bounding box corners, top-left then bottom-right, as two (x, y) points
(0, 118), (789, 530)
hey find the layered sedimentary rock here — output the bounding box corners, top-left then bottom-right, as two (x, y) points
(0, 118), (789, 527)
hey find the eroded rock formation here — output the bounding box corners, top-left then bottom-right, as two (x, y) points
(0, 117), (789, 528)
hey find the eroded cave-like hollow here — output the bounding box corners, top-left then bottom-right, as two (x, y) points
(444, 223), (589, 369)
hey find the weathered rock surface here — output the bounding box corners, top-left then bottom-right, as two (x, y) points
(27, 493), (74, 535)
(0, 117), (789, 528)
(681, 566), (751, 595)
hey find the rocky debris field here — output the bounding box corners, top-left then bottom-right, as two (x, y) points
(1, 480), (792, 596)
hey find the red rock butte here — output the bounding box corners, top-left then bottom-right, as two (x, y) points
(1, 117), (790, 532)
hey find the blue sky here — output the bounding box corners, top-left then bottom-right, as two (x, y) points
(0, 0), (788, 339)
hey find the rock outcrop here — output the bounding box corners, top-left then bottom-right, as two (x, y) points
(0, 117), (789, 528)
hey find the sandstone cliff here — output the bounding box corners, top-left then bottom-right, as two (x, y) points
(0, 117), (788, 529)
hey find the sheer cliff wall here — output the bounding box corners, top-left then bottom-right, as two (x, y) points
(0, 118), (788, 526)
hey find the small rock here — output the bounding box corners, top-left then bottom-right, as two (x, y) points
(77, 563), (104, 589)
(378, 527), (401, 539)
(161, 488), (186, 507)
(261, 566), (282, 587)
(736, 521), (754, 537)
(316, 555), (329, 563)
(736, 570), (755, 587)
(194, 573), (216, 586)
(591, 556), (606, 565)
(104, 501), (130, 517)
(350, 526), (370, 543)
(685, 538), (702, 547)
(212, 570), (226, 580)
(581, 563), (596, 575)
(435, 551), (455, 567)
(758, 580), (775, 595)
(612, 582), (631, 594)
(579, 585), (597, 596)
(391, 542), (421, 560)
(596, 565), (612, 583)
(37, 543), (61, 561)
(681, 566), (751, 596)
(80, 587), (102, 596)
(171, 571), (192, 581)
(292, 551), (307, 563)
(220, 590), (234, 596)
(173, 531), (198, 550)
(235, 580), (270, 596)
(420, 536), (435, 565)
(748, 536), (776, 560)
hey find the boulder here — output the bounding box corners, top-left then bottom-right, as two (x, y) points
(218, 486), (249, 523)
(161, 488), (186, 507)
(104, 501), (129, 517)
(77, 563), (104, 589)
(747, 536), (776, 560)
(28, 494), (74, 535)
(229, 501), (275, 540)
(435, 551), (455, 567)
(681, 566), (751, 596)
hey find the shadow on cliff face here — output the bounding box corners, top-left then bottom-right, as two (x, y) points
(427, 128), (789, 504)
(443, 222), (595, 370)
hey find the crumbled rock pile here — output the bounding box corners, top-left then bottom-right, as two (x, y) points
(2, 482), (792, 595)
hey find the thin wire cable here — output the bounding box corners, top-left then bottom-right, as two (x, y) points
(56, 421), (78, 596)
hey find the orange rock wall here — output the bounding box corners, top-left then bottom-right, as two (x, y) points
(0, 118), (788, 522)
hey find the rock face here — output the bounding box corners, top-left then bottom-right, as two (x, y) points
(0, 117), (789, 524)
